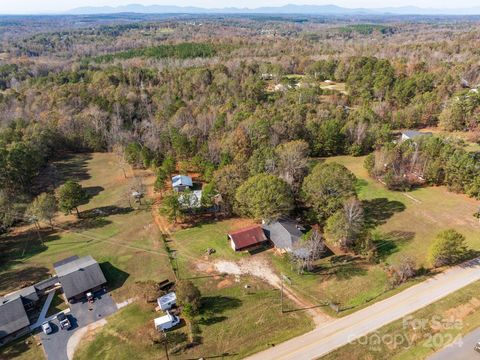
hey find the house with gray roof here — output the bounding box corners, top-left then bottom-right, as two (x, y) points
(54, 255), (107, 300)
(0, 296), (30, 341)
(263, 219), (309, 257)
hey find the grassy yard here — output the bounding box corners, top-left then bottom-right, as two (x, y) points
(171, 218), (257, 276)
(0, 153), (173, 302)
(327, 155), (480, 263)
(269, 155), (480, 315)
(0, 335), (44, 360)
(74, 277), (314, 360)
(321, 280), (480, 360)
(423, 127), (480, 153)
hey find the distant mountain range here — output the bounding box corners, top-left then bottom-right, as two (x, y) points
(65, 3), (480, 16)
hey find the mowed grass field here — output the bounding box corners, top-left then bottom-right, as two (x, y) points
(270, 155), (480, 315)
(171, 218), (257, 275)
(74, 219), (314, 360)
(328, 155), (480, 263)
(41, 155), (313, 360)
(74, 278), (313, 360)
(0, 153), (173, 302)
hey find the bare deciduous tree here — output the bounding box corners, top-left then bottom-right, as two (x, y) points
(275, 140), (310, 189)
(291, 229), (326, 273)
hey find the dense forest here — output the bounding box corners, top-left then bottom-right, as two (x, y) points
(1, 14), (479, 242)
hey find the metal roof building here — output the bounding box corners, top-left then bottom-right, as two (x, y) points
(401, 130), (433, 141)
(0, 296), (30, 339)
(228, 225), (268, 251)
(171, 175), (193, 191)
(54, 255), (107, 299)
(263, 219), (308, 257)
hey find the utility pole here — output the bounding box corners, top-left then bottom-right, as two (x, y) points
(280, 277), (284, 314)
(163, 332), (170, 360)
(280, 274), (291, 314)
(171, 251), (180, 280)
(175, 255), (180, 280)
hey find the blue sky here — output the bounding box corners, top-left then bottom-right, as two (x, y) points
(1, 1), (479, 14)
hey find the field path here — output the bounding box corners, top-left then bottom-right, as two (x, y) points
(213, 257), (333, 326)
(246, 257), (480, 360)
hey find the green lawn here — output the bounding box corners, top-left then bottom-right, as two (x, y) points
(0, 153), (173, 302)
(152, 220), (313, 358)
(327, 155), (480, 265)
(74, 278), (314, 360)
(321, 280), (480, 360)
(269, 155), (480, 315)
(0, 335), (44, 360)
(171, 218), (256, 276)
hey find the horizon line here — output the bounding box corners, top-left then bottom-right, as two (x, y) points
(1, 3), (480, 16)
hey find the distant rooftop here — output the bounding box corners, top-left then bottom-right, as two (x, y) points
(401, 130), (433, 139)
(172, 175), (193, 188)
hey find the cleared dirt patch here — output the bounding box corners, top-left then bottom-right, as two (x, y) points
(207, 257), (333, 326)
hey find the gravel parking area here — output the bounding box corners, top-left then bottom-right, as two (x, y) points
(40, 289), (117, 360)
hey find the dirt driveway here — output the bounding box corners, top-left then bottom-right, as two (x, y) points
(206, 257), (332, 326)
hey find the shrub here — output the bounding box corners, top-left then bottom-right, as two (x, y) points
(429, 229), (468, 267)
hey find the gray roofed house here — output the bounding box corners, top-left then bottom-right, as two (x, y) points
(263, 219), (308, 257)
(54, 255), (107, 299)
(0, 296), (30, 340)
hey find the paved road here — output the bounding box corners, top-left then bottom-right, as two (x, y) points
(40, 290), (117, 360)
(247, 258), (480, 360)
(428, 328), (480, 360)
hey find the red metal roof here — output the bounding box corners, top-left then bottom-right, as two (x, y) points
(228, 225), (268, 250)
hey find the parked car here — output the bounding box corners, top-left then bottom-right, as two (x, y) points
(154, 311), (180, 331)
(475, 341), (480, 353)
(57, 313), (71, 330)
(157, 292), (176, 311)
(41, 321), (52, 335)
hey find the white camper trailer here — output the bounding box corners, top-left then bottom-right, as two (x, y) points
(154, 311), (180, 331)
(157, 292), (177, 311)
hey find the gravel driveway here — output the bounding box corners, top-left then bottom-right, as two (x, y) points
(40, 289), (117, 360)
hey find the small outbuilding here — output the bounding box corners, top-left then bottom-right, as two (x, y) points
(54, 255), (107, 300)
(227, 225), (268, 252)
(172, 175), (193, 192)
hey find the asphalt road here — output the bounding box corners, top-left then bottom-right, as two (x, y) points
(247, 258), (480, 360)
(428, 328), (480, 360)
(40, 290), (117, 360)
